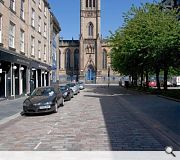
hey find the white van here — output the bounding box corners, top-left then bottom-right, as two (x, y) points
(172, 76), (180, 86)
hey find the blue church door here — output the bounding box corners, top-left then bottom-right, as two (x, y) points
(86, 65), (95, 82)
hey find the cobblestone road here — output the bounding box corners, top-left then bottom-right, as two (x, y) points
(0, 85), (179, 151)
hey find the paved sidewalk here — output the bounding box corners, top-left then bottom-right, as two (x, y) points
(0, 97), (27, 121)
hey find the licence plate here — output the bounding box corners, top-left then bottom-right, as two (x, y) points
(39, 106), (51, 109)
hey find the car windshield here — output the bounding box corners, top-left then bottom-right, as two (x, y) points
(31, 87), (55, 96)
(60, 86), (67, 91)
(67, 83), (75, 87)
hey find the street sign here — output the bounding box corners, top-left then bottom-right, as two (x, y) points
(0, 69), (2, 73)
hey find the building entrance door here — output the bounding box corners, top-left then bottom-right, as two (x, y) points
(86, 65), (95, 83)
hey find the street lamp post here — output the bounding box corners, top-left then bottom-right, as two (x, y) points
(107, 64), (110, 87)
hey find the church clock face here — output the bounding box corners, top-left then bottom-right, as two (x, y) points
(87, 11), (93, 17)
(85, 11), (96, 18)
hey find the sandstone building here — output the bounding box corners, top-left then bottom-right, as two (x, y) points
(0, 0), (60, 99)
(59, 0), (119, 83)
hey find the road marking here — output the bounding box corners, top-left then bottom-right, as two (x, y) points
(47, 130), (52, 135)
(34, 142), (42, 150)
(55, 122), (58, 126)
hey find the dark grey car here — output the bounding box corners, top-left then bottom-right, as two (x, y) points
(23, 86), (64, 114)
(60, 85), (74, 101)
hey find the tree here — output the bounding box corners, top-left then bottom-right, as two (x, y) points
(108, 3), (180, 90)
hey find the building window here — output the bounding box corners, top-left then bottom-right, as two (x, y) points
(44, 45), (47, 61)
(31, 36), (35, 56)
(177, 0), (180, 5)
(86, 0), (88, 7)
(31, 8), (35, 27)
(0, 15), (2, 44)
(20, 0), (24, 20)
(102, 49), (107, 69)
(93, 0), (96, 7)
(9, 22), (15, 48)
(59, 51), (61, 69)
(38, 41), (41, 59)
(44, 23), (47, 37)
(10, 0), (16, 11)
(20, 29), (25, 52)
(38, 0), (42, 10)
(38, 16), (41, 33)
(44, 6), (47, 17)
(65, 49), (71, 69)
(74, 49), (79, 69)
(89, 0), (92, 7)
(88, 22), (93, 37)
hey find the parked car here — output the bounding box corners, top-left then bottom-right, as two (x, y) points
(119, 76), (130, 87)
(172, 76), (180, 86)
(78, 81), (85, 90)
(66, 83), (79, 95)
(23, 86), (64, 114)
(149, 81), (157, 87)
(59, 85), (74, 101)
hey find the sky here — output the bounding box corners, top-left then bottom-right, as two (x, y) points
(48, 0), (157, 40)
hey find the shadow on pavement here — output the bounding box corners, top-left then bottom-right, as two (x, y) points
(84, 85), (180, 151)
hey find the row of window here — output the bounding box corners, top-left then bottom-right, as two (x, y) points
(9, 0), (47, 19)
(9, 0), (25, 20)
(0, 17), (47, 61)
(31, 8), (47, 37)
(31, 36), (47, 61)
(86, 0), (96, 8)
(9, 0), (48, 37)
(33, 0), (48, 16)
(63, 49), (107, 70)
(65, 49), (79, 70)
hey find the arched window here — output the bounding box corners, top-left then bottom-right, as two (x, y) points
(65, 49), (71, 69)
(74, 49), (79, 69)
(89, 0), (92, 7)
(88, 22), (93, 37)
(86, 0), (88, 7)
(93, 0), (96, 7)
(102, 49), (107, 69)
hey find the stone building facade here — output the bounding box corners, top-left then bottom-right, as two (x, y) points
(0, 0), (60, 99)
(50, 12), (61, 84)
(59, 0), (119, 83)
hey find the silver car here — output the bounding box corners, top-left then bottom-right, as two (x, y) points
(66, 83), (79, 95)
(78, 81), (85, 90)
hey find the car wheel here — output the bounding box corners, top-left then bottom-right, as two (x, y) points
(61, 98), (64, 106)
(68, 95), (71, 101)
(54, 102), (58, 113)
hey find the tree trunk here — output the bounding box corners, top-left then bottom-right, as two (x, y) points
(131, 74), (134, 87)
(155, 67), (161, 90)
(140, 71), (143, 87)
(145, 70), (149, 88)
(164, 66), (168, 90)
(134, 73), (138, 86)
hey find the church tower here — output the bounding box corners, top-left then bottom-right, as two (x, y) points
(79, 0), (102, 83)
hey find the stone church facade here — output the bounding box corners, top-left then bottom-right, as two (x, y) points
(59, 0), (119, 83)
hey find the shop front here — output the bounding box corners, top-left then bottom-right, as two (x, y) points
(0, 48), (30, 99)
(30, 61), (51, 93)
(0, 48), (51, 99)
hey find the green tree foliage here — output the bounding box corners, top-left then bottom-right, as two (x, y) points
(108, 3), (180, 90)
